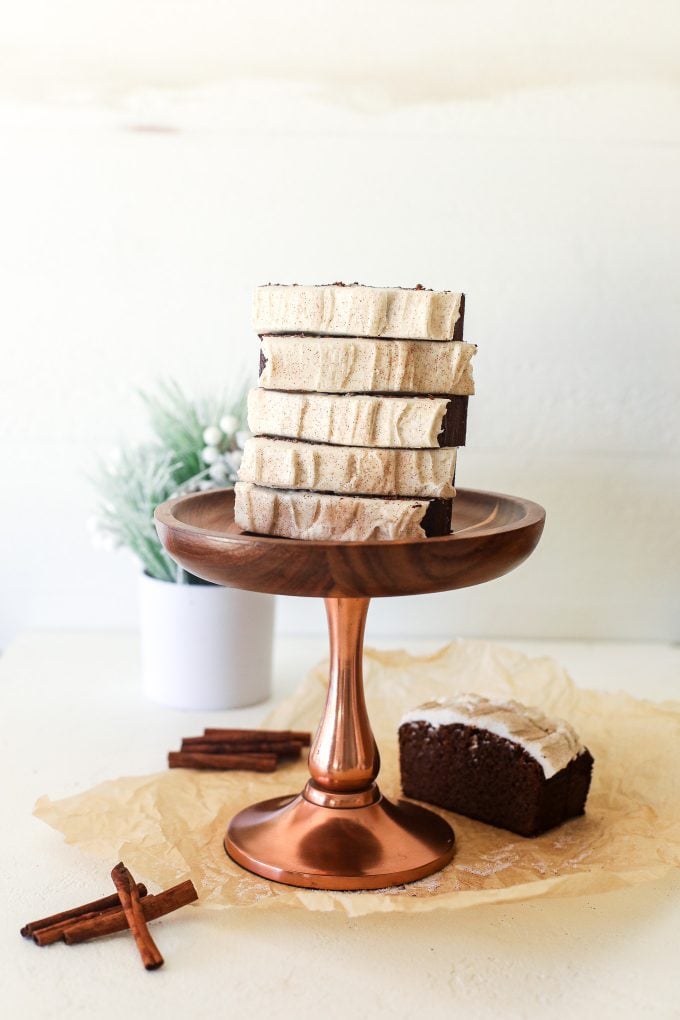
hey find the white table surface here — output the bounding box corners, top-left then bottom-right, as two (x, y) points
(2, 631), (679, 1020)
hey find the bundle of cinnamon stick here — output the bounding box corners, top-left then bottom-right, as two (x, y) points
(168, 727), (311, 772)
(21, 863), (198, 970)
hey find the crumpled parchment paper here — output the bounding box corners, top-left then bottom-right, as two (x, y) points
(35, 641), (680, 917)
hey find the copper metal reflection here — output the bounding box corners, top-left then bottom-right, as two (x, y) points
(307, 598), (378, 798)
(225, 597), (455, 890)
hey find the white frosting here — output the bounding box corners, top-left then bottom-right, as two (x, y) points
(253, 285), (464, 341)
(247, 389), (453, 448)
(400, 693), (585, 778)
(234, 481), (447, 541)
(239, 436), (457, 498)
(259, 336), (476, 395)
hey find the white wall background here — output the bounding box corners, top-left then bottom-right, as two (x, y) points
(1, 1), (679, 647)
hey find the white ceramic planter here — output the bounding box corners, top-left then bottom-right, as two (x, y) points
(139, 573), (274, 710)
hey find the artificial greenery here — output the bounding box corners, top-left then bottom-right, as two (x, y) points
(89, 380), (249, 582)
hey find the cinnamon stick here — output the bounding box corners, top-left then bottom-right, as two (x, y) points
(168, 751), (278, 772)
(21, 884), (147, 939)
(180, 738), (303, 759)
(33, 905), (125, 946)
(111, 863), (164, 971)
(63, 880), (198, 945)
(202, 728), (311, 746)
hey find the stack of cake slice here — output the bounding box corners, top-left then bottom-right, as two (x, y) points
(235, 284), (477, 541)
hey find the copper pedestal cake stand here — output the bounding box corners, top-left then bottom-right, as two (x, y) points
(155, 488), (545, 891)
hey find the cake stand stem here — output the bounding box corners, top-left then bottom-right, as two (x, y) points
(224, 593), (455, 889)
(307, 598), (379, 799)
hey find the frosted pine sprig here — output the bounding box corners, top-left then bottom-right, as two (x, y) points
(89, 445), (181, 581)
(88, 380), (250, 582)
(140, 379), (245, 483)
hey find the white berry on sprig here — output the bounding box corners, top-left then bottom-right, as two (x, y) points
(219, 414), (239, 437)
(202, 425), (223, 447)
(208, 461), (229, 484)
(201, 445), (221, 465)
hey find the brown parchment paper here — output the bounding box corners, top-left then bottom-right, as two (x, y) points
(35, 641), (680, 917)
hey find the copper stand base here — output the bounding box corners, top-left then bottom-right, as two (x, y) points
(225, 596), (455, 890)
(225, 785), (455, 891)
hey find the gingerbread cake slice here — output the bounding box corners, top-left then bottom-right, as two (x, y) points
(399, 694), (593, 837)
(239, 436), (457, 498)
(259, 336), (476, 395)
(234, 482), (453, 540)
(247, 389), (468, 448)
(253, 284), (465, 342)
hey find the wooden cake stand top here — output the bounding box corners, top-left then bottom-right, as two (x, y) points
(154, 487), (545, 599)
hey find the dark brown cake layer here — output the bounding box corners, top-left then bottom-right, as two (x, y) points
(438, 396), (468, 447)
(454, 293), (465, 343)
(399, 721), (593, 837)
(421, 498), (453, 537)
